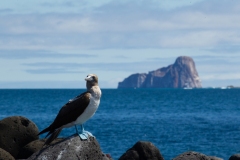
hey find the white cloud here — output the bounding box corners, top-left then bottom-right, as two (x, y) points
(1, 0), (240, 50)
(1, 0), (240, 88)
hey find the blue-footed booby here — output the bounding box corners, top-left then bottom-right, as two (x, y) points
(38, 74), (101, 145)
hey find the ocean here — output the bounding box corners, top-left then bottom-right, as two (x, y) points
(0, 89), (240, 159)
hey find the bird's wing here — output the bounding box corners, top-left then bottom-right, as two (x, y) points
(49, 91), (91, 130)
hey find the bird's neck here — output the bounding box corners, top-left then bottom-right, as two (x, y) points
(87, 86), (101, 99)
(86, 81), (98, 90)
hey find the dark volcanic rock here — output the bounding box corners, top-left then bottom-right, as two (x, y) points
(229, 154), (240, 160)
(119, 141), (164, 160)
(0, 116), (39, 158)
(208, 156), (223, 160)
(17, 138), (64, 159)
(173, 151), (211, 160)
(27, 135), (110, 160)
(118, 56), (202, 88)
(0, 148), (15, 160)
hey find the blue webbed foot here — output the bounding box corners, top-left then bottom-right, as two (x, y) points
(78, 132), (89, 140)
(83, 130), (93, 137)
(75, 125), (94, 140)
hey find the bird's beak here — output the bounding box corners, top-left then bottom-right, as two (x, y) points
(85, 76), (93, 81)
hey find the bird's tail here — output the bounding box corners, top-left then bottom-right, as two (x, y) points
(44, 128), (62, 146)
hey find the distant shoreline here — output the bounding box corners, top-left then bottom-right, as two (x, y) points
(0, 87), (240, 90)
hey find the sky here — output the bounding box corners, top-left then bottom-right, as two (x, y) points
(0, 0), (240, 88)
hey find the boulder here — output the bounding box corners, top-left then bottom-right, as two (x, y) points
(208, 156), (223, 160)
(173, 151), (211, 160)
(17, 138), (64, 159)
(119, 141), (164, 160)
(27, 135), (110, 160)
(118, 56), (202, 88)
(229, 154), (240, 160)
(0, 148), (15, 160)
(0, 116), (39, 158)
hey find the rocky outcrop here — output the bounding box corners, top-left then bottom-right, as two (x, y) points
(0, 116), (39, 158)
(0, 148), (15, 160)
(17, 138), (64, 159)
(209, 156), (224, 160)
(119, 141), (164, 160)
(118, 73), (147, 88)
(118, 56), (202, 88)
(173, 151), (211, 160)
(173, 151), (223, 160)
(27, 135), (110, 160)
(229, 154), (240, 160)
(0, 116), (111, 160)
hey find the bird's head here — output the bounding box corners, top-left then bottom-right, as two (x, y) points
(85, 74), (98, 89)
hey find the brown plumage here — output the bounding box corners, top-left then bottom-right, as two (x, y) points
(38, 74), (101, 146)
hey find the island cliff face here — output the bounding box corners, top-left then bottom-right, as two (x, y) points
(118, 56), (202, 88)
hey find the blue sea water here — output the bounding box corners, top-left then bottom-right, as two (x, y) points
(0, 89), (240, 160)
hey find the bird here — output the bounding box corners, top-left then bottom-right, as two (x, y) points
(38, 74), (101, 146)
